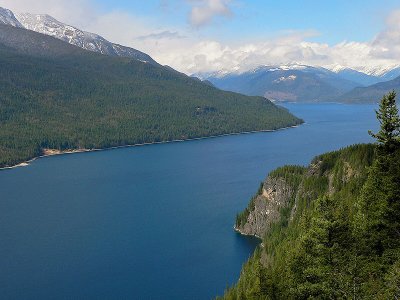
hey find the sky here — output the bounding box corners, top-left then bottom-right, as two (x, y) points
(1, 0), (400, 74)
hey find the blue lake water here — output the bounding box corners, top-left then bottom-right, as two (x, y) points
(0, 103), (378, 299)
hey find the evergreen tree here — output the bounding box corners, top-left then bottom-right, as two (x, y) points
(368, 91), (400, 153)
(355, 91), (400, 296)
(219, 92), (400, 300)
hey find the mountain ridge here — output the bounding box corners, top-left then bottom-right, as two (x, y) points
(338, 75), (400, 103)
(0, 6), (156, 64)
(197, 65), (361, 103)
(0, 7), (23, 28)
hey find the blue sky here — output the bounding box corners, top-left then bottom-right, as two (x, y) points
(2, 0), (400, 74)
(93, 0), (400, 44)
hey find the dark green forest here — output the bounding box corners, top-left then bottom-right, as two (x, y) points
(0, 24), (302, 168)
(221, 92), (400, 299)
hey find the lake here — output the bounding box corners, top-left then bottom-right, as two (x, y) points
(0, 103), (378, 299)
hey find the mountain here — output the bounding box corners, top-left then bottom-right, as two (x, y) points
(198, 65), (361, 103)
(0, 6), (156, 64)
(335, 68), (382, 86)
(0, 24), (302, 168)
(0, 7), (22, 27)
(328, 63), (400, 78)
(380, 67), (400, 81)
(328, 64), (400, 85)
(338, 75), (400, 103)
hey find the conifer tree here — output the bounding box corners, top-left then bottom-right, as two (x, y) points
(368, 91), (400, 153)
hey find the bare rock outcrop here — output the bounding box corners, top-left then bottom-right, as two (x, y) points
(235, 176), (294, 238)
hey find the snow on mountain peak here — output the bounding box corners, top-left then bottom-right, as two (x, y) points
(0, 7), (156, 64)
(326, 64), (347, 73)
(326, 63), (400, 77)
(251, 64), (320, 74)
(0, 7), (23, 28)
(15, 12), (108, 51)
(273, 75), (297, 83)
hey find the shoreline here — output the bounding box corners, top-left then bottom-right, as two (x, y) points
(1, 124), (301, 171)
(233, 226), (262, 240)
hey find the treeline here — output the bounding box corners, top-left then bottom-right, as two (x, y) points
(220, 92), (400, 299)
(0, 25), (303, 168)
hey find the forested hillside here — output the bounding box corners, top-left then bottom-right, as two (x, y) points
(0, 24), (302, 168)
(338, 76), (400, 103)
(220, 92), (400, 299)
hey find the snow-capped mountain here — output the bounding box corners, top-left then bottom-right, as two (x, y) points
(327, 64), (400, 78)
(195, 64), (317, 80)
(330, 68), (382, 86)
(198, 64), (360, 103)
(0, 7), (156, 64)
(0, 7), (23, 28)
(194, 69), (232, 80)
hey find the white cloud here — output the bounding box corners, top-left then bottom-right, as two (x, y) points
(187, 0), (232, 27)
(84, 11), (153, 46)
(139, 11), (400, 75)
(371, 10), (400, 60)
(1, 1), (400, 75)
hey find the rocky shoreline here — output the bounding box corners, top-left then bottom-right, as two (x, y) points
(234, 175), (295, 239)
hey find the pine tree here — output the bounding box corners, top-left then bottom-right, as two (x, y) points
(353, 91), (400, 296)
(368, 91), (400, 153)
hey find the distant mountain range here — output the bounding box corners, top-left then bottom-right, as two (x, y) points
(1, 6), (399, 104)
(196, 65), (360, 103)
(197, 64), (400, 103)
(328, 64), (400, 79)
(0, 7), (156, 64)
(333, 68), (383, 86)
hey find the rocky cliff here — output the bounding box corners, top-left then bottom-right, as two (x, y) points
(234, 176), (295, 238)
(234, 145), (371, 239)
(221, 144), (381, 299)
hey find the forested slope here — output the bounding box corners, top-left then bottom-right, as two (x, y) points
(338, 75), (400, 103)
(220, 92), (400, 299)
(0, 24), (302, 168)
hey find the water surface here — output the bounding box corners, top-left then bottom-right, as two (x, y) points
(0, 103), (378, 299)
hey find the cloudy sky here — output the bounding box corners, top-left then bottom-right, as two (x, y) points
(1, 0), (400, 75)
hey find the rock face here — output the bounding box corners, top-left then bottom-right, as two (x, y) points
(235, 176), (294, 238)
(235, 148), (368, 239)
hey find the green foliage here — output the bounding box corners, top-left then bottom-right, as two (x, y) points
(220, 92), (400, 299)
(0, 29), (302, 168)
(368, 91), (400, 153)
(269, 165), (305, 189)
(217, 249), (267, 300)
(383, 259), (400, 299)
(219, 142), (400, 299)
